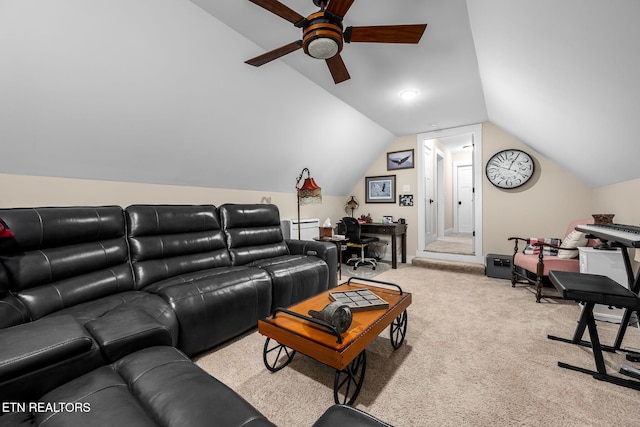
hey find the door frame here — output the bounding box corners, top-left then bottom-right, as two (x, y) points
(423, 140), (435, 245)
(417, 124), (483, 263)
(436, 149), (445, 237)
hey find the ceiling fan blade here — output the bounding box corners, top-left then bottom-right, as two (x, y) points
(326, 54), (351, 84)
(245, 41), (302, 67)
(345, 24), (427, 43)
(325, 0), (355, 19)
(248, 0), (304, 25)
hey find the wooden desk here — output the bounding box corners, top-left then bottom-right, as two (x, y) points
(359, 223), (407, 269)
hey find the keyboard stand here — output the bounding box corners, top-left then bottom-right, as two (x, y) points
(612, 245), (640, 350)
(547, 300), (617, 354)
(575, 228), (640, 351)
(547, 270), (640, 391)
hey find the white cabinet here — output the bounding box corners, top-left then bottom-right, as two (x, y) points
(281, 218), (319, 241)
(579, 247), (636, 324)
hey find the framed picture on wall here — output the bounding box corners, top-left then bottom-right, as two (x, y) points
(387, 149), (414, 170)
(399, 194), (414, 206)
(365, 175), (396, 203)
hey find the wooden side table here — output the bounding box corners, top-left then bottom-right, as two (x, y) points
(314, 237), (348, 279)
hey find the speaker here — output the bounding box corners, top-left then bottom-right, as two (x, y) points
(485, 254), (512, 279)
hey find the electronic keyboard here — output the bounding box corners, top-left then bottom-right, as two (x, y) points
(576, 223), (640, 248)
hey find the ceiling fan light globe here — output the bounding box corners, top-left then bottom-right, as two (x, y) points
(399, 89), (419, 100)
(307, 37), (339, 59)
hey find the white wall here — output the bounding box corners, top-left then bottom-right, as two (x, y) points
(350, 122), (596, 260)
(0, 173), (345, 230)
(3, 120), (636, 263)
(0, 0), (394, 197)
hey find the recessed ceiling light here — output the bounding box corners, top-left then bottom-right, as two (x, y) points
(399, 89), (418, 100)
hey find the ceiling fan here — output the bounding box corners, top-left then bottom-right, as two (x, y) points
(245, 0), (427, 84)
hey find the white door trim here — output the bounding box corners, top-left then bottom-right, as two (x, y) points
(417, 124), (483, 264)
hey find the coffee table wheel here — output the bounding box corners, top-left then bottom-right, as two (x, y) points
(263, 338), (296, 372)
(390, 310), (408, 350)
(333, 351), (367, 405)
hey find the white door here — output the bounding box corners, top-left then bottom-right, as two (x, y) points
(456, 164), (473, 233)
(423, 141), (435, 245)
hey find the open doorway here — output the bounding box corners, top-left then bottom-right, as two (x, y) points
(417, 124), (483, 263)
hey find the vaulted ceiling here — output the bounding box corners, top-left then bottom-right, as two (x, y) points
(1, 1), (639, 197)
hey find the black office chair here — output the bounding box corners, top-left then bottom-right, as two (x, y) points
(342, 217), (380, 270)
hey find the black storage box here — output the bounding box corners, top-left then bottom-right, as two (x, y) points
(486, 253), (513, 279)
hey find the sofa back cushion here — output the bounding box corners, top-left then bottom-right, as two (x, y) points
(126, 205), (231, 289)
(0, 206), (133, 321)
(219, 204), (289, 266)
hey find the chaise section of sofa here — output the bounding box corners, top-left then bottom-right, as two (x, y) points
(125, 205), (273, 356)
(219, 204), (337, 311)
(0, 346), (276, 427)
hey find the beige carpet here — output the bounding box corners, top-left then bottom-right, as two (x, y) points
(424, 233), (474, 255)
(195, 266), (640, 426)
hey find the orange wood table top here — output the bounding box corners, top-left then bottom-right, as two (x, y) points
(258, 280), (412, 371)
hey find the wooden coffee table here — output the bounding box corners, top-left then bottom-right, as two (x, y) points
(258, 277), (412, 405)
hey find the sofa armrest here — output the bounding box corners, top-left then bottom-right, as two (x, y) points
(0, 315), (94, 382)
(286, 240), (338, 288)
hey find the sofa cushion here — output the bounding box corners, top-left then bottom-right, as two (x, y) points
(514, 252), (581, 276)
(126, 205), (232, 289)
(522, 237), (560, 255)
(146, 266), (272, 355)
(250, 254), (330, 310)
(85, 309), (173, 363)
(0, 315), (93, 383)
(113, 347), (275, 426)
(27, 347), (275, 427)
(0, 316), (104, 404)
(219, 204), (289, 266)
(50, 290), (179, 345)
(557, 230), (589, 259)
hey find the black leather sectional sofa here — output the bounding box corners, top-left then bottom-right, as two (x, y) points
(0, 204), (390, 426)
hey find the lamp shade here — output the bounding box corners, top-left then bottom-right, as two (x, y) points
(298, 178), (322, 205)
(344, 196), (359, 217)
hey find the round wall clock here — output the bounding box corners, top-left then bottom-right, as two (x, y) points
(485, 149), (535, 189)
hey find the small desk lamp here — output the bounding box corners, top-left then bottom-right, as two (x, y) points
(295, 168), (322, 240)
(344, 196), (359, 217)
